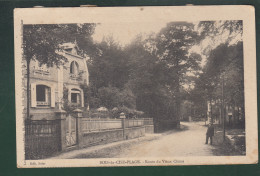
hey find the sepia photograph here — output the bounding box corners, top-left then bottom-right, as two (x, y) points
(14, 6), (257, 167)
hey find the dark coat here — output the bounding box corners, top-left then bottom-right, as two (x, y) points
(206, 125), (214, 137)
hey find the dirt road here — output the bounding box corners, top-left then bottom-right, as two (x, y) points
(116, 122), (215, 157)
(52, 121), (219, 159)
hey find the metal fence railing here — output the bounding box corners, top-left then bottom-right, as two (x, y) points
(143, 118), (154, 125)
(24, 117), (154, 159)
(81, 118), (122, 132)
(81, 118), (154, 132)
(125, 119), (144, 128)
(25, 120), (61, 159)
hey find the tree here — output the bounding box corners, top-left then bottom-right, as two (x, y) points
(198, 20), (243, 56)
(88, 37), (129, 91)
(23, 24), (96, 119)
(155, 22), (201, 123)
(125, 35), (165, 119)
(193, 42), (244, 126)
(189, 20), (243, 125)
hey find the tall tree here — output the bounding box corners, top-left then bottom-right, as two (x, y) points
(155, 22), (201, 123)
(198, 20), (243, 55)
(193, 42), (244, 125)
(23, 23), (96, 119)
(88, 37), (129, 91)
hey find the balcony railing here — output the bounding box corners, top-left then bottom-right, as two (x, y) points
(70, 73), (80, 80)
(70, 70), (85, 81)
(33, 66), (50, 75)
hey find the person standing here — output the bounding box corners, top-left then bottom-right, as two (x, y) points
(205, 123), (214, 145)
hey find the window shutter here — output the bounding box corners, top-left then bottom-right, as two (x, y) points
(51, 85), (55, 107)
(45, 87), (48, 103)
(68, 89), (71, 103)
(77, 93), (80, 104)
(31, 83), (36, 107)
(81, 90), (84, 107)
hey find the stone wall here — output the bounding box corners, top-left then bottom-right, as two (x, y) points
(30, 108), (57, 120)
(79, 126), (145, 148)
(79, 129), (124, 148)
(124, 126), (145, 140)
(144, 125), (154, 133)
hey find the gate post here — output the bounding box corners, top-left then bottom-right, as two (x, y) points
(55, 110), (67, 151)
(120, 112), (126, 140)
(73, 109), (83, 148)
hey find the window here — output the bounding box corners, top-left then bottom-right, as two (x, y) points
(64, 48), (72, 53)
(71, 89), (81, 105)
(31, 83), (55, 108)
(36, 85), (46, 101)
(70, 61), (79, 75)
(36, 85), (50, 106)
(71, 93), (78, 103)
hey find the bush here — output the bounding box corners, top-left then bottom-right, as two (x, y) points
(110, 106), (144, 119)
(97, 86), (136, 110)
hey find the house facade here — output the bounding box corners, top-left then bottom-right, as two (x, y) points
(23, 42), (89, 120)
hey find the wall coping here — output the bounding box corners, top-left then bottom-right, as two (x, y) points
(82, 128), (123, 135)
(125, 126), (145, 130)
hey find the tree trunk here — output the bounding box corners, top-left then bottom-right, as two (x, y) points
(219, 106), (221, 125)
(205, 100), (207, 125)
(26, 60), (30, 119)
(210, 98), (213, 123)
(241, 104), (245, 120)
(175, 60), (181, 127)
(175, 75), (181, 127)
(232, 105), (235, 127)
(233, 100), (237, 126)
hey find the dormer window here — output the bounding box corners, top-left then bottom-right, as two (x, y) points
(70, 61), (79, 75)
(64, 48), (72, 53)
(60, 42), (79, 55)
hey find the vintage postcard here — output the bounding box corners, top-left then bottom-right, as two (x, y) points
(14, 6), (258, 167)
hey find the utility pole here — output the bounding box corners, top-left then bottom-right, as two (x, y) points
(210, 99), (213, 123)
(222, 75), (225, 141)
(205, 99), (208, 125)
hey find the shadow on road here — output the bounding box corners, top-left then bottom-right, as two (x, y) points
(162, 123), (189, 135)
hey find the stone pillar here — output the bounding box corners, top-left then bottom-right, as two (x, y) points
(72, 109), (83, 148)
(55, 110), (67, 151)
(120, 112), (126, 140)
(122, 118), (126, 140)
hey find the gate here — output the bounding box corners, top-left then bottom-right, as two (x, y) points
(65, 115), (77, 147)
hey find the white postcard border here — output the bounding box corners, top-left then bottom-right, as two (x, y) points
(14, 5), (258, 168)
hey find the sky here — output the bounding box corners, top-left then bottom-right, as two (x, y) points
(92, 22), (171, 46)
